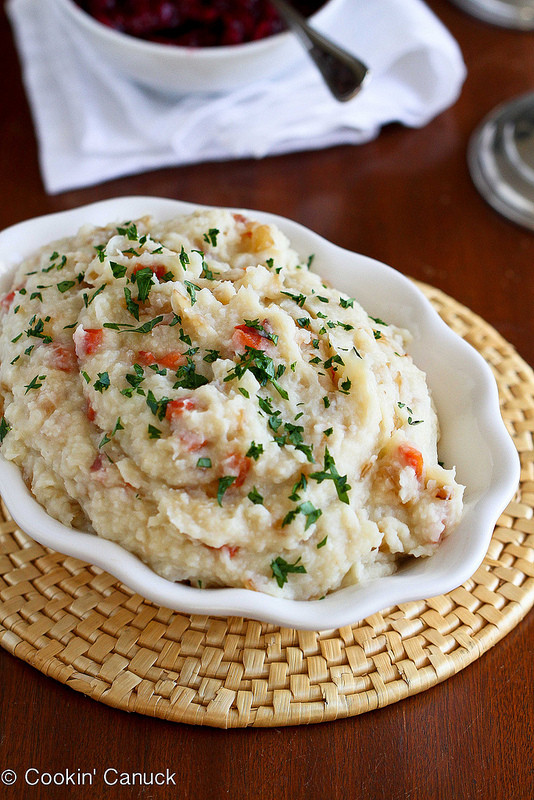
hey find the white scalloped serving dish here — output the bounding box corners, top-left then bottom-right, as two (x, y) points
(0, 197), (520, 629)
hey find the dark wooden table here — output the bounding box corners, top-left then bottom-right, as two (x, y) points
(1, 1), (533, 798)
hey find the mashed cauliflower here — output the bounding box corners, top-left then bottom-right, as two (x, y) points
(0, 209), (463, 599)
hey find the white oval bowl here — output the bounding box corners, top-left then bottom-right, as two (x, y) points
(0, 197), (520, 629)
(50, 0), (343, 93)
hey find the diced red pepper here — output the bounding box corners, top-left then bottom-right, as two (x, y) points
(397, 443), (424, 480)
(47, 343), (77, 372)
(86, 401), (97, 422)
(90, 453), (105, 472)
(74, 327), (103, 358)
(137, 350), (185, 369)
(221, 453), (251, 487)
(165, 397), (196, 420)
(232, 324), (268, 352)
(0, 291), (16, 312)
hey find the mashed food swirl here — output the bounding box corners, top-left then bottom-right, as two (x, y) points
(0, 209), (463, 599)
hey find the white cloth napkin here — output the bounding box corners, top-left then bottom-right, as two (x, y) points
(7, 0), (466, 194)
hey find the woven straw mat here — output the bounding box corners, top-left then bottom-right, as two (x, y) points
(0, 283), (532, 728)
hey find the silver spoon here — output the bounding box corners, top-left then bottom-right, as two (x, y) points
(270, 0), (370, 102)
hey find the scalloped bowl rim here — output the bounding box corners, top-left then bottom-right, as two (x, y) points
(0, 197), (520, 630)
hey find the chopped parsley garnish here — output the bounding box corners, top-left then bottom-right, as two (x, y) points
(26, 317), (52, 343)
(317, 536), (328, 549)
(323, 428), (333, 436)
(99, 417), (124, 448)
(248, 487), (264, 505)
(95, 244), (106, 262)
(104, 316), (165, 334)
(281, 290), (306, 307)
(0, 416), (11, 443)
(270, 556), (307, 588)
(340, 297), (354, 309)
(179, 246), (189, 270)
(135, 316), (165, 334)
(117, 222), (138, 241)
(42, 253), (66, 273)
(202, 228), (219, 247)
(369, 315), (388, 326)
(173, 358), (209, 390)
(282, 500), (322, 530)
(124, 287), (140, 320)
(110, 261), (127, 279)
(397, 402), (423, 426)
(309, 447), (351, 504)
(93, 372), (110, 392)
(224, 347), (288, 399)
(30, 292), (42, 302)
(131, 267), (154, 302)
(239, 387), (250, 398)
(57, 281), (76, 293)
(324, 354), (344, 371)
(323, 396), (330, 408)
(299, 501), (322, 529)
(147, 424), (162, 440)
(196, 457), (212, 469)
(126, 364), (145, 389)
(289, 473), (307, 502)
(246, 442), (264, 460)
(24, 374), (46, 394)
(203, 349), (220, 364)
(200, 264), (216, 280)
(184, 281), (200, 305)
(83, 284), (107, 307)
(146, 390), (170, 420)
(217, 476), (236, 506)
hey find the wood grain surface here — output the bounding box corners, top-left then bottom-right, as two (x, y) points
(0, 1), (533, 798)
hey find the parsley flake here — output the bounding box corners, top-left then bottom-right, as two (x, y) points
(110, 261), (127, 279)
(309, 447), (351, 504)
(217, 476), (236, 506)
(246, 442), (264, 460)
(270, 556), (307, 588)
(147, 424), (162, 440)
(248, 487), (264, 505)
(57, 281), (76, 293)
(0, 416), (11, 443)
(184, 281), (200, 305)
(24, 374), (46, 394)
(93, 372), (110, 392)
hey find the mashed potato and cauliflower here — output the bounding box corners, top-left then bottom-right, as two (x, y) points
(0, 209), (463, 599)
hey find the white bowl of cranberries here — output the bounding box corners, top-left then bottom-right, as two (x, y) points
(51, 0), (344, 93)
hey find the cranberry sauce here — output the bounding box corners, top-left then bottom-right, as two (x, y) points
(74, 1), (326, 47)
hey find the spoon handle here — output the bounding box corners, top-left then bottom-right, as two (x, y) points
(270, 0), (370, 102)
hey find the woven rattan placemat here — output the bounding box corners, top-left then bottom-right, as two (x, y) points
(0, 284), (532, 728)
